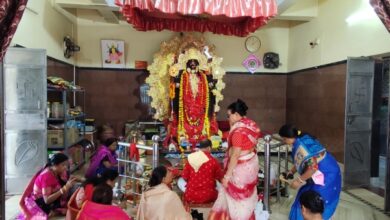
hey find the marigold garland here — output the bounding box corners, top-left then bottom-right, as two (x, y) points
(146, 34), (226, 127)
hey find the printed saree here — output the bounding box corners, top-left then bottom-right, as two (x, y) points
(17, 168), (68, 220)
(208, 117), (260, 220)
(289, 135), (341, 220)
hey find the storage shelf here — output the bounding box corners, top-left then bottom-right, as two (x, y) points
(47, 113), (86, 121)
(48, 87), (85, 92)
(48, 147), (65, 151)
(47, 86), (86, 175)
(47, 136), (85, 150)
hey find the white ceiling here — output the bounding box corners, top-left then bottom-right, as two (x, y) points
(54, 0), (317, 25)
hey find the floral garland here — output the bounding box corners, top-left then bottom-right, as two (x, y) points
(203, 73), (210, 137)
(178, 72), (185, 137)
(146, 35), (226, 121)
(177, 71), (210, 139)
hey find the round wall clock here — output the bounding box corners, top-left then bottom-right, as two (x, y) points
(245, 36), (261, 53)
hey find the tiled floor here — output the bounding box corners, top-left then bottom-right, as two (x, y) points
(5, 156), (390, 220)
(6, 189), (390, 220)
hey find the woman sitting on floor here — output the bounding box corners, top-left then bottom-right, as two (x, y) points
(77, 183), (131, 220)
(137, 166), (192, 220)
(75, 169), (118, 208)
(66, 169), (120, 220)
(85, 137), (118, 178)
(18, 153), (78, 219)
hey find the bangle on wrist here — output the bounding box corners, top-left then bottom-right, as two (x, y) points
(60, 188), (64, 195)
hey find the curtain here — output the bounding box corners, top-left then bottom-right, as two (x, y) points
(116, 0), (277, 37)
(370, 0), (390, 32)
(0, 0), (28, 61)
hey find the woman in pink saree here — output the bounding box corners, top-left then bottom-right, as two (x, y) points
(18, 153), (77, 220)
(85, 138), (118, 178)
(209, 99), (261, 220)
(77, 183), (131, 220)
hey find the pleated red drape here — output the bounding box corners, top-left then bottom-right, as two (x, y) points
(116, 0), (278, 37)
(0, 0), (28, 61)
(370, 0), (390, 32)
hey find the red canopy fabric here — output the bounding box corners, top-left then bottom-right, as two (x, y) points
(116, 0), (278, 37)
(370, 0), (390, 33)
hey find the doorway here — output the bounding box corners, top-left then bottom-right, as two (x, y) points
(371, 59), (389, 190)
(344, 57), (390, 212)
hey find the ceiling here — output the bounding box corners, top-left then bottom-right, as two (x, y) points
(54, 0), (319, 26)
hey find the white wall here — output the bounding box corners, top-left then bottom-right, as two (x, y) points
(12, 0), (390, 72)
(76, 18), (290, 73)
(288, 0), (390, 71)
(11, 0), (76, 64)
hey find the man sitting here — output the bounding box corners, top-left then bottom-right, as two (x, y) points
(179, 139), (224, 204)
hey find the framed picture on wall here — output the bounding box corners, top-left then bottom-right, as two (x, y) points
(101, 40), (125, 68)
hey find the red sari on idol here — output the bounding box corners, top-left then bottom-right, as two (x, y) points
(208, 118), (260, 220)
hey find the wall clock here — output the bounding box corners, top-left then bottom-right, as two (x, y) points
(245, 36), (261, 53)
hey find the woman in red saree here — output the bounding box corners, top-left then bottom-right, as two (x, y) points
(66, 169), (119, 220)
(18, 153), (77, 220)
(209, 99), (261, 220)
(76, 183), (131, 220)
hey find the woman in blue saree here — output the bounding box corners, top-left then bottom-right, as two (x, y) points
(279, 124), (341, 220)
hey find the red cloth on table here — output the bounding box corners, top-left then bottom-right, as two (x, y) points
(181, 152), (223, 204)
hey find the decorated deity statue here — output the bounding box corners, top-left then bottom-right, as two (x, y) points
(145, 35), (226, 150)
(168, 48), (218, 149)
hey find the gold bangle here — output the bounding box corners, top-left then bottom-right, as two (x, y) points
(60, 188), (64, 195)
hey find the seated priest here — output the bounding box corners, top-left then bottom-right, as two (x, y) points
(179, 139), (224, 204)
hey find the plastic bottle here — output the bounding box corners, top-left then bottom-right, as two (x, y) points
(47, 102), (51, 118)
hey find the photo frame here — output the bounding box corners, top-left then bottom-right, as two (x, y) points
(101, 40), (125, 68)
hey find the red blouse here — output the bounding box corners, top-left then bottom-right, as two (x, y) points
(230, 132), (255, 150)
(181, 152), (224, 204)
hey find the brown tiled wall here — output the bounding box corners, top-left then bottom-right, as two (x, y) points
(75, 69), (287, 136)
(286, 64), (347, 162)
(47, 58), (346, 162)
(76, 68), (150, 135)
(47, 58), (75, 104)
(47, 58), (74, 81)
(218, 74), (287, 133)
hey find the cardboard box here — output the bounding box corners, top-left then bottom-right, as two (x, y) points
(48, 130), (64, 147)
(47, 128), (79, 148)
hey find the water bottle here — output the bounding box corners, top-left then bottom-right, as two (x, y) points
(47, 102), (51, 118)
